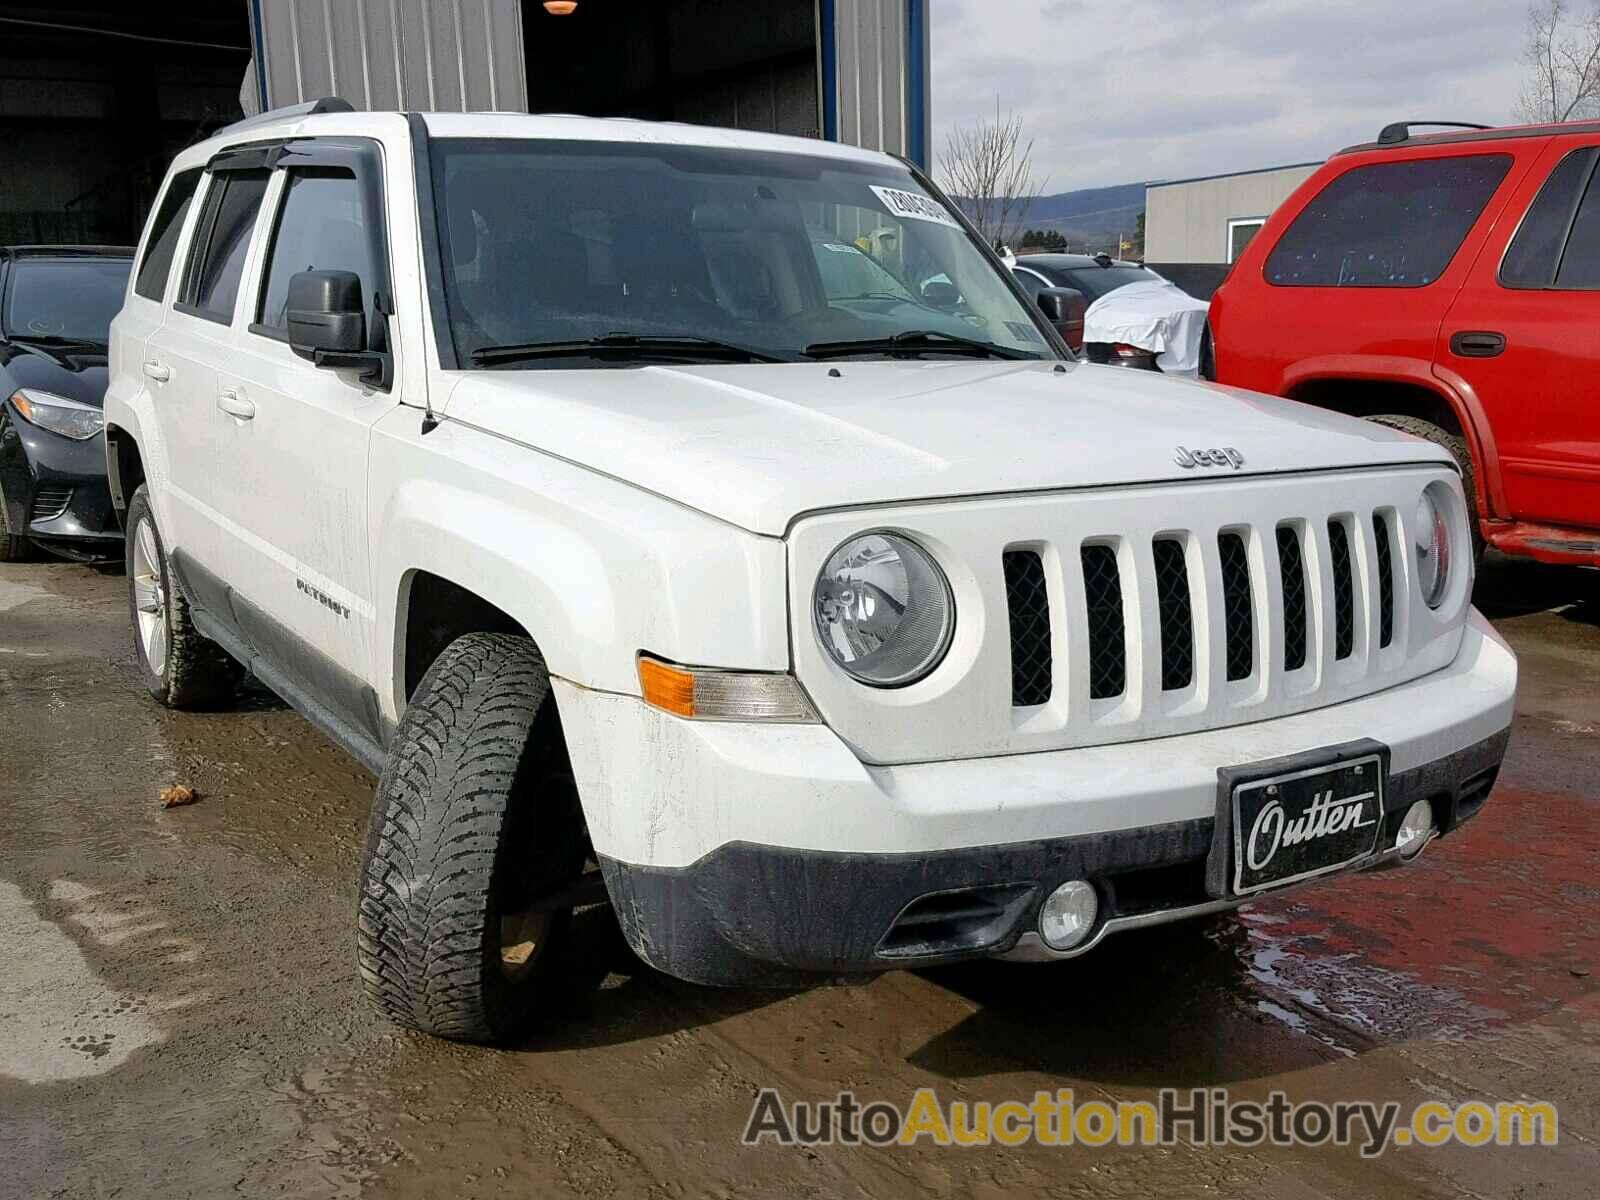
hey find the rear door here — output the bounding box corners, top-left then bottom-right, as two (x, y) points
(211, 138), (398, 745)
(1440, 137), (1600, 530)
(109, 166), (205, 513)
(145, 164), (272, 596)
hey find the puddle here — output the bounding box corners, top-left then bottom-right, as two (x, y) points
(0, 879), (164, 1083)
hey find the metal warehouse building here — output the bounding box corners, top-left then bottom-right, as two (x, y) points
(1144, 161), (1320, 266)
(0, 0), (930, 246)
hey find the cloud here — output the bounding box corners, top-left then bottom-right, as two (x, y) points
(931, 0), (1530, 191)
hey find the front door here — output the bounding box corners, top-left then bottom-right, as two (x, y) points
(1441, 139), (1600, 530)
(211, 145), (399, 745)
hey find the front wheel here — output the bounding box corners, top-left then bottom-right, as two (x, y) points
(356, 633), (590, 1044)
(1366, 414), (1486, 564)
(0, 477), (32, 562)
(125, 485), (242, 707)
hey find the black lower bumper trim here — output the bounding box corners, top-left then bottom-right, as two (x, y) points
(600, 727), (1511, 987)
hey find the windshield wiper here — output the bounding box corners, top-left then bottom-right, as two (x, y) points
(10, 334), (105, 350)
(801, 329), (1034, 361)
(470, 332), (790, 366)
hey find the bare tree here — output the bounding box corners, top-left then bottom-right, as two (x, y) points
(1516, 0), (1600, 123)
(937, 98), (1048, 250)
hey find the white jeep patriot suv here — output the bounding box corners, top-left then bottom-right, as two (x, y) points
(105, 100), (1516, 1045)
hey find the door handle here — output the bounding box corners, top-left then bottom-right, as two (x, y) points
(1449, 330), (1506, 358)
(142, 360), (171, 383)
(217, 388), (256, 420)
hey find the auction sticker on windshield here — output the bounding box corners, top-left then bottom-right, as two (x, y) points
(870, 185), (963, 228)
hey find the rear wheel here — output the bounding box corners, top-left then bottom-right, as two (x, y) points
(125, 485), (242, 707)
(1367, 414), (1486, 563)
(357, 633), (590, 1044)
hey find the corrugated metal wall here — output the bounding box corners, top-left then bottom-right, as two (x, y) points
(248, 0), (932, 167)
(249, 0), (526, 113)
(832, 0), (906, 156)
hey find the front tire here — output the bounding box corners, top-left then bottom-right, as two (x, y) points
(357, 633), (589, 1045)
(0, 477), (32, 562)
(1367, 414), (1486, 563)
(125, 485), (242, 707)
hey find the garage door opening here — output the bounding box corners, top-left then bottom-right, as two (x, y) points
(521, 0), (820, 138)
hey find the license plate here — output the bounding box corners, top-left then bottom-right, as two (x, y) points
(1231, 753), (1384, 895)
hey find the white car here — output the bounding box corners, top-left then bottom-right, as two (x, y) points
(104, 100), (1515, 1045)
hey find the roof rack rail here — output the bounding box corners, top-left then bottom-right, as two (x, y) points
(217, 97), (355, 137)
(1376, 120), (1492, 145)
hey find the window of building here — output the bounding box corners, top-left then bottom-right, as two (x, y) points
(1227, 217), (1264, 263)
(1264, 155), (1512, 287)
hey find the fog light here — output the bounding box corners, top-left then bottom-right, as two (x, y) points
(1395, 799), (1434, 858)
(1039, 880), (1098, 950)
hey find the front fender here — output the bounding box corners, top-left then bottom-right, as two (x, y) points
(370, 411), (791, 727)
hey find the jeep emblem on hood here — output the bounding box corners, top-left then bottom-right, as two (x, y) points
(1175, 445), (1244, 470)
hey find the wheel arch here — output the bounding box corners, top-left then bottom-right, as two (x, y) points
(1282, 363), (1502, 518)
(104, 422), (146, 526)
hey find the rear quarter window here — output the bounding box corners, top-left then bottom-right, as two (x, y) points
(134, 168), (202, 303)
(1265, 154), (1512, 287)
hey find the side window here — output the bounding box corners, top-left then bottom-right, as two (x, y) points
(180, 169), (269, 324)
(134, 168), (202, 302)
(255, 169), (375, 336)
(1556, 168), (1600, 287)
(1265, 154), (1512, 287)
(1501, 148), (1597, 288)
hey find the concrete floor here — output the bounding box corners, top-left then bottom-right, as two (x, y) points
(0, 554), (1595, 1199)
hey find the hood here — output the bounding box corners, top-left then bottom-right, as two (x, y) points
(443, 360), (1450, 536)
(0, 339), (109, 408)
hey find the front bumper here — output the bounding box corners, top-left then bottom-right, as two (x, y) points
(0, 414), (119, 557)
(558, 612), (1516, 986)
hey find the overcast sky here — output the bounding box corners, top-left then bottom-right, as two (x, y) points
(930, 0), (1531, 193)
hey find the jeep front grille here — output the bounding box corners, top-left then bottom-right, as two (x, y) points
(1001, 502), (1407, 710)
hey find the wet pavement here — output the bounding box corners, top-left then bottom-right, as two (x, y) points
(1, 555), (1596, 1199)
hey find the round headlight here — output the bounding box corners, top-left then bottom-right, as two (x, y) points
(1414, 485), (1452, 609)
(813, 531), (954, 687)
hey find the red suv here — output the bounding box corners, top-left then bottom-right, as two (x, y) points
(1210, 119), (1600, 566)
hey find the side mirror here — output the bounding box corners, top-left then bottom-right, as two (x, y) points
(287, 270), (367, 361)
(1035, 286), (1087, 351)
(1034, 286), (1086, 325)
(921, 280), (961, 309)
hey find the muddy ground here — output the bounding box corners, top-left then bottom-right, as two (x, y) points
(1, 555), (1596, 1199)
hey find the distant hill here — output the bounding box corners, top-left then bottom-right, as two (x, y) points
(954, 181), (1150, 254)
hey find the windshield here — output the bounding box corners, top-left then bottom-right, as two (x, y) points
(428, 139), (1056, 366)
(2, 257), (131, 343)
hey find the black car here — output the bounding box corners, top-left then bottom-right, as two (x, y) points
(0, 246), (133, 561)
(1011, 252), (1164, 304)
